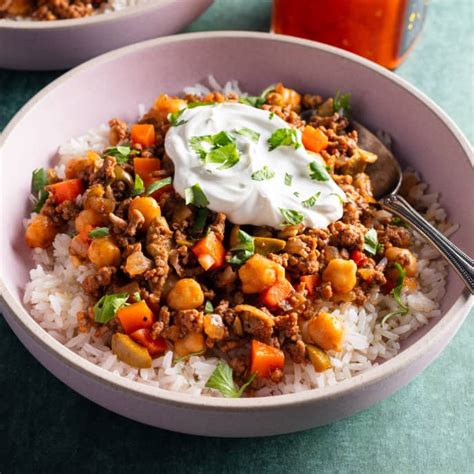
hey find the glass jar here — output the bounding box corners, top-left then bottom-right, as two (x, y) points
(272, 0), (429, 69)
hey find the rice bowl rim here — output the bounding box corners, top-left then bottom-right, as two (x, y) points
(0, 31), (472, 411)
(0, 0), (176, 30)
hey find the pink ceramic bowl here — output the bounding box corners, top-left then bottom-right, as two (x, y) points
(0, 32), (472, 437)
(0, 0), (213, 70)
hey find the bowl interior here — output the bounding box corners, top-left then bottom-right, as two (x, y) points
(1, 33), (472, 361)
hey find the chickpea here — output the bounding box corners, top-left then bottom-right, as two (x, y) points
(65, 152), (101, 179)
(267, 83), (301, 112)
(203, 313), (225, 340)
(153, 94), (187, 121)
(84, 184), (115, 215)
(24, 215), (58, 249)
(385, 247), (417, 277)
(167, 278), (204, 310)
(129, 196), (161, 229)
(238, 254), (285, 294)
(174, 332), (206, 358)
(87, 236), (121, 268)
(74, 209), (105, 233)
(303, 312), (344, 352)
(322, 258), (357, 294)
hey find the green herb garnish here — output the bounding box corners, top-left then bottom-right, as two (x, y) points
(88, 227), (110, 239)
(330, 192), (345, 204)
(333, 91), (351, 117)
(104, 146), (132, 164)
(146, 177), (172, 196)
(31, 168), (49, 212)
(205, 361), (256, 398)
(189, 135), (214, 160)
(381, 263), (409, 326)
(204, 300), (214, 314)
(363, 228), (383, 256)
(293, 191), (300, 197)
(308, 161), (330, 182)
(132, 173), (145, 196)
(238, 84), (275, 109)
(284, 173), (293, 186)
(280, 208), (304, 226)
(192, 208), (209, 233)
(269, 112), (275, 120)
(168, 109), (187, 127)
(234, 127), (260, 143)
(251, 165), (275, 181)
(133, 291), (141, 301)
(268, 128), (300, 151)
(302, 192), (321, 208)
(391, 216), (409, 228)
(205, 143), (240, 170)
(227, 230), (255, 265)
(93, 293), (129, 324)
(185, 183), (209, 208)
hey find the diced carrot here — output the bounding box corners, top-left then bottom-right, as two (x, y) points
(302, 125), (329, 153)
(130, 328), (167, 356)
(259, 278), (293, 309)
(46, 178), (84, 204)
(131, 124), (155, 147)
(300, 274), (320, 296)
(250, 339), (285, 378)
(117, 300), (155, 335)
(133, 157), (161, 178)
(350, 249), (368, 267)
(192, 231), (226, 271)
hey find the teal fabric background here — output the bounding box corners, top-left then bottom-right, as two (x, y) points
(0, 0), (472, 472)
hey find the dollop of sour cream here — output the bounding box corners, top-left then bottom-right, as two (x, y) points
(165, 103), (345, 229)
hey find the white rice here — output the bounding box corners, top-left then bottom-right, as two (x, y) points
(23, 78), (453, 397)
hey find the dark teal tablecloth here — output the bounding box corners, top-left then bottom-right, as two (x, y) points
(1, 1), (472, 472)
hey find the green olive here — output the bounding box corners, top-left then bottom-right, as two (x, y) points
(306, 344), (332, 372)
(254, 237), (286, 256)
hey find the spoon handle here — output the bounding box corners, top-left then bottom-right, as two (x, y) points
(381, 194), (474, 294)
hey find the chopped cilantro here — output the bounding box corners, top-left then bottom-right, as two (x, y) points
(146, 177), (172, 196)
(381, 263), (409, 326)
(189, 135), (214, 160)
(31, 168), (49, 212)
(391, 216), (408, 228)
(205, 143), (240, 170)
(333, 91), (351, 117)
(308, 161), (330, 182)
(204, 300), (214, 314)
(302, 192), (321, 208)
(284, 173), (293, 186)
(93, 293), (129, 324)
(234, 127), (260, 143)
(88, 227), (110, 239)
(251, 165), (275, 181)
(268, 128), (300, 151)
(104, 146), (132, 164)
(227, 230), (255, 265)
(184, 183), (209, 208)
(132, 173), (145, 196)
(192, 208), (209, 233)
(363, 228), (383, 256)
(280, 208), (304, 226)
(205, 361), (256, 398)
(190, 131), (240, 170)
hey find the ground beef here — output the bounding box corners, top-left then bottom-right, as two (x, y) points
(81, 266), (116, 297)
(209, 212), (226, 241)
(108, 118), (129, 146)
(41, 195), (79, 225)
(378, 224), (411, 248)
(174, 309), (204, 335)
(274, 312), (300, 342)
(328, 221), (365, 250)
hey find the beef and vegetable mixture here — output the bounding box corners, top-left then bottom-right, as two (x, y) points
(24, 84), (417, 396)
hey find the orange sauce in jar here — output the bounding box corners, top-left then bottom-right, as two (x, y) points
(272, 0), (429, 69)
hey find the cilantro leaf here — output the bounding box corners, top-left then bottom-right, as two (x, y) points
(212, 131), (235, 148)
(93, 293), (129, 324)
(234, 127), (260, 143)
(132, 173), (145, 196)
(280, 208), (304, 226)
(238, 84), (275, 109)
(268, 128), (300, 151)
(363, 229), (383, 256)
(192, 208), (209, 233)
(308, 161), (330, 181)
(284, 173), (293, 186)
(302, 192), (321, 208)
(391, 216), (409, 228)
(168, 109), (187, 127)
(381, 262), (409, 326)
(187, 101), (216, 109)
(31, 168), (49, 212)
(185, 183), (209, 208)
(333, 91), (351, 117)
(189, 135), (214, 160)
(204, 300), (214, 314)
(205, 143), (240, 170)
(251, 165), (275, 181)
(227, 230), (255, 265)
(104, 146), (132, 164)
(88, 227), (110, 239)
(205, 361), (256, 398)
(146, 177), (172, 196)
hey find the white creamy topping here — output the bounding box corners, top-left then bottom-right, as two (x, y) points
(165, 103), (345, 229)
